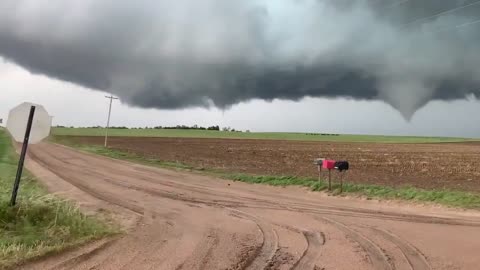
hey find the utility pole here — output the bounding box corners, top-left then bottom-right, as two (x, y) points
(104, 95), (119, 148)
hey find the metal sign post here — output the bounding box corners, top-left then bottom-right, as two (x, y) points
(328, 169), (332, 191)
(339, 172), (345, 193)
(314, 158), (324, 183)
(10, 106), (36, 206)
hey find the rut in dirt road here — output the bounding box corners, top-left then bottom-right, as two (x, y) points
(292, 231), (325, 270)
(20, 143), (480, 270)
(369, 228), (431, 270)
(320, 217), (393, 270)
(230, 210), (280, 270)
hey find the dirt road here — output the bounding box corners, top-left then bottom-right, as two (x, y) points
(22, 143), (480, 270)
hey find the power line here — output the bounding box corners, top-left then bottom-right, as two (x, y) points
(430, 18), (480, 33)
(369, 0), (411, 11)
(387, 0), (410, 8)
(402, 0), (480, 27)
(104, 95), (119, 148)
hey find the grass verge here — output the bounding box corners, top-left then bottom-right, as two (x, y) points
(226, 174), (480, 209)
(52, 137), (480, 210)
(0, 130), (116, 269)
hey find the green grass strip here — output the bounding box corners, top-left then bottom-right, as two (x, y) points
(0, 129), (116, 269)
(226, 174), (480, 209)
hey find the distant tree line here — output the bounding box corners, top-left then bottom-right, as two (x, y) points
(152, 125), (220, 131)
(305, 133), (340, 136)
(56, 124), (249, 132)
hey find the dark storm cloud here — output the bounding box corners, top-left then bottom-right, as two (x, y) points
(0, 0), (479, 119)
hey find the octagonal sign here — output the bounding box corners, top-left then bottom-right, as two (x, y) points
(7, 102), (52, 144)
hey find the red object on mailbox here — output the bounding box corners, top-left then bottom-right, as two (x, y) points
(322, 160), (336, 169)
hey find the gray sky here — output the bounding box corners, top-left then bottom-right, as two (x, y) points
(2, 59), (480, 138)
(1, 0), (480, 137)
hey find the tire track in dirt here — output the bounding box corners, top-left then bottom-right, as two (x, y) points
(369, 227), (431, 270)
(196, 229), (221, 270)
(292, 231), (325, 270)
(92, 223), (178, 270)
(229, 210), (280, 270)
(248, 222), (307, 270)
(48, 238), (121, 270)
(30, 148), (244, 209)
(172, 228), (220, 270)
(320, 217), (394, 270)
(29, 150), (145, 215)
(274, 200), (480, 227)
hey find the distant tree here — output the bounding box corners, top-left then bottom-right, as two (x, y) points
(207, 125), (219, 131)
(139, 124), (227, 131)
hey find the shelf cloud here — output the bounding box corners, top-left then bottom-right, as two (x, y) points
(0, 0), (479, 119)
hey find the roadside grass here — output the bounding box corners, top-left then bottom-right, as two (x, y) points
(52, 127), (474, 143)
(227, 174), (480, 209)
(0, 129), (116, 269)
(54, 138), (480, 210)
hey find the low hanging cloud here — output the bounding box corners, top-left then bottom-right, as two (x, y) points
(0, 0), (479, 119)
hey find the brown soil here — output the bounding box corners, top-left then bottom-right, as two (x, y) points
(61, 136), (480, 192)
(20, 143), (480, 270)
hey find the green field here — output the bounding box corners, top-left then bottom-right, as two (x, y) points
(0, 129), (114, 269)
(52, 128), (473, 143)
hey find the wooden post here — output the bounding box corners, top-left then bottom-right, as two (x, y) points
(328, 169), (332, 191)
(340, 172), (343, 193)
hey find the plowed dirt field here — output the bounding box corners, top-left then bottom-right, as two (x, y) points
(59, 136), (480, 192)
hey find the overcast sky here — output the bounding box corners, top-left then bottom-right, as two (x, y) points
(1, 1), (480, 138)
(2, 58), (480, 137)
